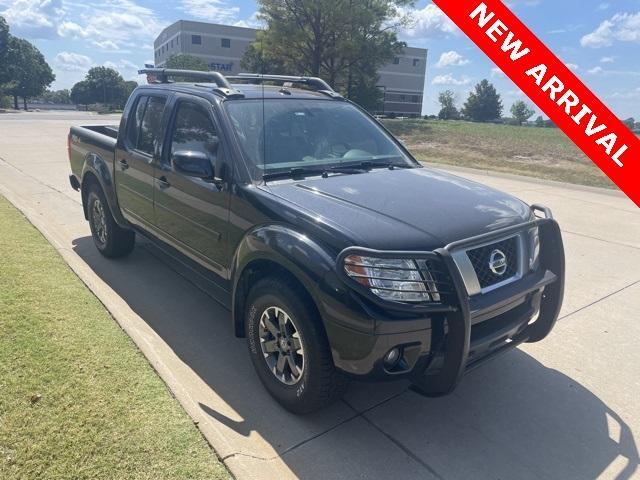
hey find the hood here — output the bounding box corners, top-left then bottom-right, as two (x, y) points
(262, 167), (531, 251)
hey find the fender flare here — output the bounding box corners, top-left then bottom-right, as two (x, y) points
(80, 152), (128, 227)
(230, 224), (339, 337)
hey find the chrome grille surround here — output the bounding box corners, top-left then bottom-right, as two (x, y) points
(450, 232), (527, 296)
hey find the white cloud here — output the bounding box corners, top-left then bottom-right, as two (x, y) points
(120, 59), (139, 70)
(597, 3), (611, 11)
(180, 0), (240, 23)
(566, 63), (579, 70)
(399, 4), (458, 39)
(600, 56), (615, 63)
(432, 74), (471, 86)
(491, 67), (505, 78)
(57, 21), (87, 38)
(610, 87), (640, 100)
(55, 51), (92, 72)
(588, 66), (604, 75)
(0, 0), (62, 37)
(581, 12), (640, 48)
(436, 51), (469, 68)
(57, 0), (165, 44)
(92, 40), (125, 52)
(103, 60), (119, 70)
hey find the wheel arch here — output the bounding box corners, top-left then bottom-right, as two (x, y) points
(80, 153), (128, 227)
(230, 224), (337, 338)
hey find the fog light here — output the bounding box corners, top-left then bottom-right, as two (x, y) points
(384, 348), (401, 368)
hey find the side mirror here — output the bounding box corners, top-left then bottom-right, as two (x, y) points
(172, 150), (214, 179)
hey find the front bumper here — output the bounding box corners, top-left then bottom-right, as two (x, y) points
(328, 206), (565, 395)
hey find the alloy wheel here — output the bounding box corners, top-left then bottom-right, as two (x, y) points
(258, 306), (305, 385)
(91, 198), (107, 245)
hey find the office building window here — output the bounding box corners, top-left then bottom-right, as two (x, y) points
(412, 95), (419, 103)
(192, 35), (202, 45)
(413, 59), (420, 67)
(393, 57), (400, 65)
(171, 39), (173, 48)
(221, 38), (231, 48)
(400, 95), (406, 101)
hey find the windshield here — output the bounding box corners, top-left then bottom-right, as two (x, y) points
(224, 99), (417, 182)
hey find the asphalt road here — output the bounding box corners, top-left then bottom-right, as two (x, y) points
(1, 111), (639, 480)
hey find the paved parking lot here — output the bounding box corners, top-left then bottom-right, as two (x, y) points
(1, 111), (639, 480)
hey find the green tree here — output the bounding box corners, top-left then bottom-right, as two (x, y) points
(123, 80), (138, 101)
(622, 117), (635, 130)
(244, 0), (412, 111)
(437, 90), (460, 120)
(164, 54), (209, 82)
(0, 16), (8, 81)
(535, 115), (544, 127)
(510, 100), (535, 125)
(70, 67), (130, 108)
(165, 54), (208, 71)
(240, 33), (287, 74)
(70, 80), (93, 107)
(4, 37), (55, 109)
(462, 79), (503, 122)
(0, 16), (11, 107)
(634, 121), (640, 132)
(86, 67), (126, 105)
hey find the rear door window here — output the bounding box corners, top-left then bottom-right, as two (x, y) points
(137, 96), (167, 156)
(126, 95), (148, 148)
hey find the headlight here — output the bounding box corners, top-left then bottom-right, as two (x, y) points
(528, 227), (540, 271)
(343, 255), (439, 303)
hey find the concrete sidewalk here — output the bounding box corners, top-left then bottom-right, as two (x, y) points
(1, 112), (639, 480)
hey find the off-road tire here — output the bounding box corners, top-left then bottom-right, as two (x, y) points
(87, 184), (135, 258)
(245, 275), (348, 414)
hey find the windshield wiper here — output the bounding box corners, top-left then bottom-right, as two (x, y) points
(262, 161), (415, 182)
(339, 160), (415, 171)
(263, 166), (360, 181)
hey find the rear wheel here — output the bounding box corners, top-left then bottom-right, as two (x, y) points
(245, 275), (348, 413)
(87, 184), (135, 258)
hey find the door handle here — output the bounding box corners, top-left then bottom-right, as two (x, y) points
(118, 159), (129, 171)
(157, 176), (170, 189)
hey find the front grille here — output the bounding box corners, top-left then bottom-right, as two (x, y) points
(466, 236), (519, 289)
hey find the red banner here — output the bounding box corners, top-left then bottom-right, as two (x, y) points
(432, 0), (640, 207)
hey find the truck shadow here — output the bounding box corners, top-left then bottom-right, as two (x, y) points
(72, 235), (638, 480)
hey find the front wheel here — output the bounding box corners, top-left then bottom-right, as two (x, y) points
(87, 184), (135, 258)
(245, 275), (348, 414)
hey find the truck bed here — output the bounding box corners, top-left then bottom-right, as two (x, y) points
(68, 125), (119, 180)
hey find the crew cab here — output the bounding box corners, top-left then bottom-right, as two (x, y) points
(67, 69), (565, 413)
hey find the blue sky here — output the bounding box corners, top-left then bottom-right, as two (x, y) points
(1, 0), (640, 118)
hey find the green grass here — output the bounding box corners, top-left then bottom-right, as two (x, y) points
(383, 119), (617, 189)
(0, 196), (230, 480)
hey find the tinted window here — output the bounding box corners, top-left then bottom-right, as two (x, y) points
(221, 38), (230, 48)
(413, 59), (420, 67)
(225, 99), (414, 182)
(170, 102), (218, 166)
(126, 95), (147, 148)
(137, 96), (166, 155)
(393, 57), (400, 65)
(192, 35), (201, 45)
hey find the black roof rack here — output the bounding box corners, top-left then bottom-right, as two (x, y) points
(138, 68), (244, 98)
(226, 73), (342, 98)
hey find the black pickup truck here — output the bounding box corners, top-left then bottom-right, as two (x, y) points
(68, 69), (565, 413)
